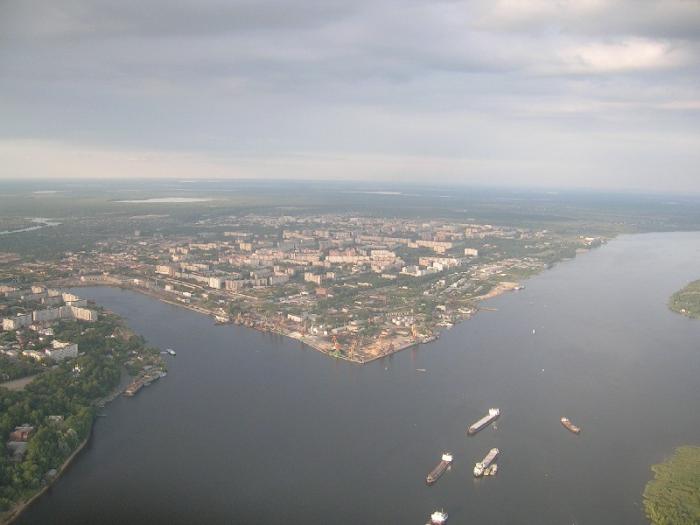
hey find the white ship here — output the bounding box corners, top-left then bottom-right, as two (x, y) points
(426, 510), (448, 524)
(166, 348), (176, 356)
(473, 448), (499, 477)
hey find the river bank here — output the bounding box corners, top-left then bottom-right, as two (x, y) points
(56, 274), (526, 364)
(668, 279), (700, 319)
(3, 431), (93, 525)
(1, 366), (141, 525)
(643, 446), (700, 524)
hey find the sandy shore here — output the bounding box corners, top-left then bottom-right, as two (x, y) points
(474, 281), (521, 301)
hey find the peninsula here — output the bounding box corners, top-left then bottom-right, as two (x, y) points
(5, 212), (605, 363)
(669, 280), (700, 319)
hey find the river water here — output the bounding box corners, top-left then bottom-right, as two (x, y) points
(17, 233), (700, 524)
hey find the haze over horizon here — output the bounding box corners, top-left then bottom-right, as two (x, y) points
(2, 0), (699, 192)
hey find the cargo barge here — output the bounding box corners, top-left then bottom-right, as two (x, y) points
(123, 380), (144, 397)
(467, 408), (500, 435)
(426, 453), (453, 485)
(483, 464), (498, 476)
(425, 510), (448, 524)
(123, 370), (166, 397)
(473, 448), (499, 477)
(560, 417), (581, 434)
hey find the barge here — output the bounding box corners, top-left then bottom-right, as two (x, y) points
(473, 448), (499, 477)
(123, 380), (144, 397)
(483, 464), (498, 476)
(123, 370), (166, 397)
(426, 510), (448, 524)
(426, 453), (453, 485)
(560, 417), (581, 434)
(467, 408), (500, 435)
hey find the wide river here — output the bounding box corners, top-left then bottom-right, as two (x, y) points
(17, 233), (700, 524)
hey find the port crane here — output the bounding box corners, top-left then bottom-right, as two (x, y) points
(349, 336), (363, 360)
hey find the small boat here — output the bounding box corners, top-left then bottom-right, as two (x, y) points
(426, 510), (448, 524)
(166, 348), (176, 356)
(561, 417), (581, 434)
(416, 368), (427, 372)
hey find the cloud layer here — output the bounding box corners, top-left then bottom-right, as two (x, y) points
(1, 0), (699, 191)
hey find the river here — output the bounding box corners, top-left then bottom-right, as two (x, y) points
(0, 218), (61, 236)
(16, 232), (700, 524)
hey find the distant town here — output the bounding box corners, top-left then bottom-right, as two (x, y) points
(3, 213), (604, 363)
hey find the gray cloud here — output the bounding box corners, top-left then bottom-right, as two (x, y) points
(1, 0), (699, 191)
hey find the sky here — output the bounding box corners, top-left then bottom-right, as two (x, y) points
(1, 0), (699, 191)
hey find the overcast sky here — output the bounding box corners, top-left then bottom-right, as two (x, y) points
(1, 0), (699, 191)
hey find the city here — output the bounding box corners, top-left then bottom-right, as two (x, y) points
(2, 0), (700, 523)
(7, 214), (604, 363)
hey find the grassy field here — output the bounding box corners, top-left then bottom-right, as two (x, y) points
(669, 280), (700, 319)
(643, 446), (700, 525)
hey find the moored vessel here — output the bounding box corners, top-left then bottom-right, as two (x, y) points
(426, 453), (453, 485)
(425, 510), (448, 524)
(123, 380), (144, 397)
(166, 348), (176, 356)
(467, 408), (500, 435)
(560, 417), (581, 434)
(473, 448), (499, 477)
(483, 464), (498, 476)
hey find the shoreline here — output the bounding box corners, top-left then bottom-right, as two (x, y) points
(1, 376), (130, 525)
(3, 430), (93, 525)
(56, 275), (526, 365)
(69, 279), (406, 364)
